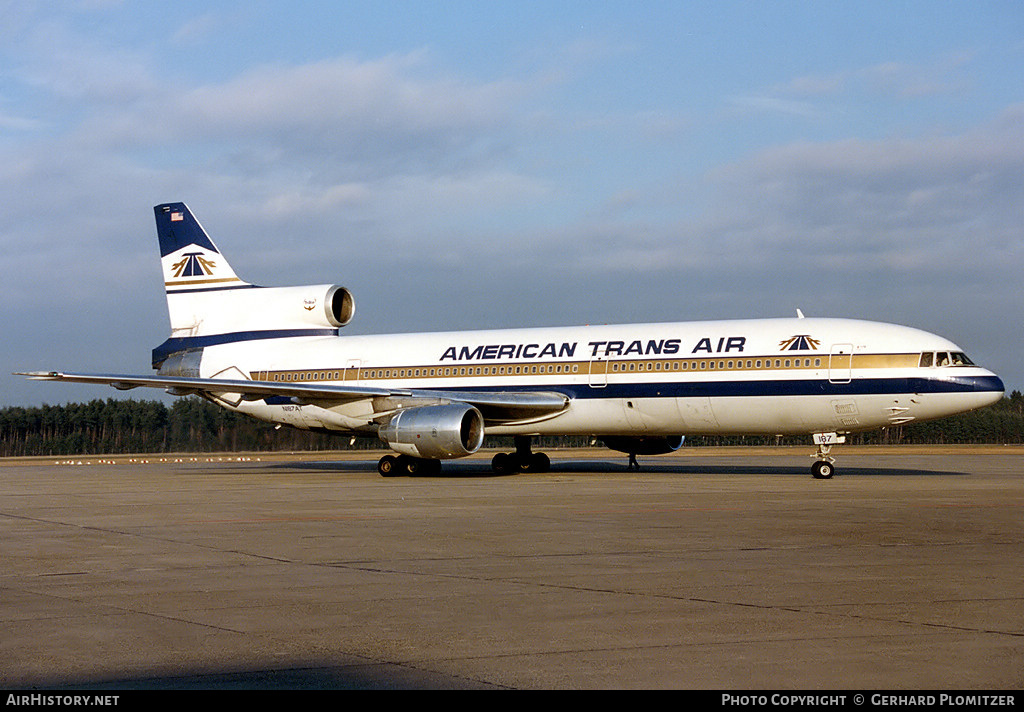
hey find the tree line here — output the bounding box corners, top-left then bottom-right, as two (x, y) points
(1, 392), (1022, 457)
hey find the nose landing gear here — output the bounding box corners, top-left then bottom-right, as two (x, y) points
(811, 459), (835, 479)
(811, 433), (845, 479)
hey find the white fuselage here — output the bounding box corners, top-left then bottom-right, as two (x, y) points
(191, 316), (1004, 439)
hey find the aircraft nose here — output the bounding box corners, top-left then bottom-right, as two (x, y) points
(974, 371), (1004, 408)
(962, 370), (1003, 409)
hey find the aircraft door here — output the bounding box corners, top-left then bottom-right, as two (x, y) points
(344, 359), (361, 382)
(588, 356), (608, 388)
(828, 344), (853, 384)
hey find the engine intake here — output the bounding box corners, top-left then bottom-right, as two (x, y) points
(324, 284), (355, 327)
(378, 404), (485, 459)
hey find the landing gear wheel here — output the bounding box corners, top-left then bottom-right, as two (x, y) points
(491, 452), (515, 475)
(493, 436), (552, 474)
(492, 450), (551, 474)
(378, 455), (398, 477)
(811, 460), (835, 479)
(394, 456), (439, 476)
(526, 452), (550, 473)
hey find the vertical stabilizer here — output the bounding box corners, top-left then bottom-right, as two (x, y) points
(154, 203), (248, 294)
(150, 202), (350, 370)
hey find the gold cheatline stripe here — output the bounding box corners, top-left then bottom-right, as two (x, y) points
(165, 277), (244, 286)
(250, 353), (921, 384)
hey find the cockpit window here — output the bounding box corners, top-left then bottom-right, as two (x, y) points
(921, 351), (975, 367)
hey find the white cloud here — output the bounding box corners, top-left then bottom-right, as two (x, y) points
(742, 52), (978, 120)
(700, 105), (1024, 271)
(83, 54), (528, 161)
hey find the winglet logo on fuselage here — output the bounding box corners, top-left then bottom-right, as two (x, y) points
(779, 335), (821, 351)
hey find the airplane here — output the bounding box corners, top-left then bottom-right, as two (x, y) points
(19, 202), (1005, 479)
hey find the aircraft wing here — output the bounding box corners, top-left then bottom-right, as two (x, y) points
(16, 371), (570, 424)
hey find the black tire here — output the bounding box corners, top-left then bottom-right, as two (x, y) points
(812, 460), (835, 479)
(491, 452), (514, 474)
(378, 455), (398, 477)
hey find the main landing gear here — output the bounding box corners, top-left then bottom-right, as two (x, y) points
(810, 432), (845, 479)
(490, 436), (550, 475)
(378, 454), (442, 477)
(377, 436), (553, 477)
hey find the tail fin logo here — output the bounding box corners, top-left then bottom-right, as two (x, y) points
(171, 252), (218, 278)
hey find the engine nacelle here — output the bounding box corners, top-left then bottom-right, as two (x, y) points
(602, 435), (685, 456)
(165, 283), (354, 338)
(245, 283), (355, 329)
(378, 404), (485, 459)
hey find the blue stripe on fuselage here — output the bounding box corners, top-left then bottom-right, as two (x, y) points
(152, 329), (339, 368)
(259, 374), (1003, 405)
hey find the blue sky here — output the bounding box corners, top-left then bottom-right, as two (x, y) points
(3, 1), (1023, 406)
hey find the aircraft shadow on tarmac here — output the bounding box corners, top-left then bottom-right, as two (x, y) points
(38, 660), (494, 690)
(267, 458), (967, 479)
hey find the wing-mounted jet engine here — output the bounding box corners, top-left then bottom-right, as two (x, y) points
(377, 404), (486, 475)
